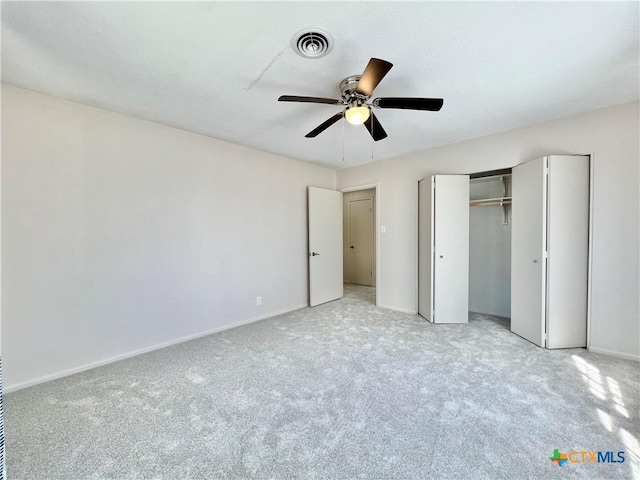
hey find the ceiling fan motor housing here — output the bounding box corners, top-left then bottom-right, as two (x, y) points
(339, 75), (369, 103)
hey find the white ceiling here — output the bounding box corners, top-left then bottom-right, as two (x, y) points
(2, 2), (638, 169)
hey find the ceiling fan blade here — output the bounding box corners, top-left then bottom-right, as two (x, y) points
(278, 95), (342, 105)
(356, 58), (393, 97)
(374, 97), (444, 111)
(363, 112), (388, 141)
(305, 112), (344, 138)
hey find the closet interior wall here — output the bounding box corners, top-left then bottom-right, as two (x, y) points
(469, 175), (512, 318)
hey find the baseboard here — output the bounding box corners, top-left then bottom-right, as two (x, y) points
(4, 303), (308, 393)
(378, 303), (417, 315)
(588, 346), (640, 362)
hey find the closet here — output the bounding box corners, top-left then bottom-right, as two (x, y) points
(418, 155), (590, 350)
(419, 172), (508, 324)
(469, 169), (512, 319)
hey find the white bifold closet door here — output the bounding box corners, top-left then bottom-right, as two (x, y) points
(511, 158), (547, 346)
(418, 175), (469, 323)
(511, 155), (589, 349)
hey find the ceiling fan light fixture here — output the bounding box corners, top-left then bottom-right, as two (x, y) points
(345, 105), (370, 125)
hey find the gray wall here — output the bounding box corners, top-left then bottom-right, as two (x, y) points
(1, 86), (336, 390)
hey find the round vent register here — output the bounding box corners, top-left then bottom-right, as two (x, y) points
(292, 28), (333, 58)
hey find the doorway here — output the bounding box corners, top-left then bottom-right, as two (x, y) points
(341, 185), (378, 306)
(468, 170), (512, 315)
(468, 169), (513, 331)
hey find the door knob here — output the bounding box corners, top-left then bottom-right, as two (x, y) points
(350, 246), (354, 249)
(533, 259), (538, 263)
(311, 252), (320, 256)
(439, 255), (444, 258)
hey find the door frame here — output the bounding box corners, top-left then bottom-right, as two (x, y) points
(340, 183), (380, 307)
(586, 153), (594, 352)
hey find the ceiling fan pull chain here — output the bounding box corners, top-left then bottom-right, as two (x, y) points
(371, 118), (374, 161)
(342, 115), (345, 162)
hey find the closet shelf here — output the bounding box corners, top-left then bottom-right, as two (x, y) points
(469, 196), (512, 207)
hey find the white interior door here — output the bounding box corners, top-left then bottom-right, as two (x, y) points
(418, 178), (435, 321)
(348, 198), (374, 286)
(433, 175), (469, 323)
(308, 187), (343, 307)
(511, 158), (547, 347)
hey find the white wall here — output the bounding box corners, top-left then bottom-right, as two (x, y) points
(1, 85), (336, 390)
(0, 82), (3, 479)
(469, 178), (511, 317)
(342, 189), (376, 285)
(337, 102), (640, 360)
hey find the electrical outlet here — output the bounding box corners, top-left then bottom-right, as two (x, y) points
(256, 296), (262, 306)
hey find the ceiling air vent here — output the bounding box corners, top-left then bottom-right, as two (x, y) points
(292, 28), (333, 59)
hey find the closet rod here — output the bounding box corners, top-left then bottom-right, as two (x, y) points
(469, 199), (513, 207)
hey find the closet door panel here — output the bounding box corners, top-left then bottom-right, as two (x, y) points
(433, 175), (469, 323)
(418, 178), (435, 321)
(511, 158), (547, 347)
(547, 156), (589, 348)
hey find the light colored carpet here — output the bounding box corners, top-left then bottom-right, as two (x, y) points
(5, 284), (639, 479)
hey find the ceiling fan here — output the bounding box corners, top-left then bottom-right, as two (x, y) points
(278, 58), (444, 141)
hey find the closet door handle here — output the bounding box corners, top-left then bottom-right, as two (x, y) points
(533, 259), (538, 263)
(439, 255), (444, 259)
